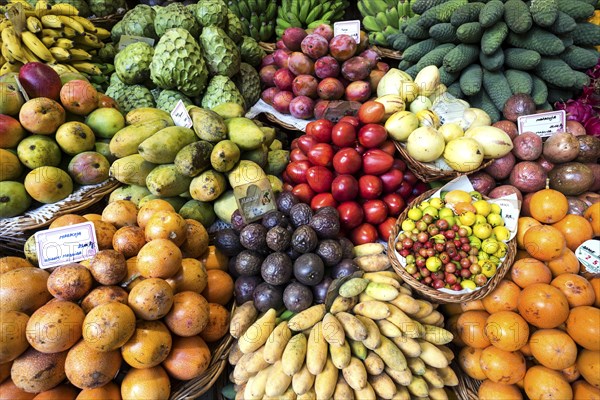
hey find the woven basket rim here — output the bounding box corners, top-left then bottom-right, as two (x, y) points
(388, 188), (516, 304)
(264, 112), (303, 131)
(454, 364), (481, 400)
(394, 141), (495, 183)
(372, 45), (403, 60)
(259, 41), (276, 53)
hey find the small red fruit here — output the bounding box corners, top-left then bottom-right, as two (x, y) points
(311, 193), (337, 209)
(337, 201), (364, 230)
(350, 223), (378, 245)
(333, 147), (362, 175)
(363, 199), (388, 225)
(331, 174), (359, 202)
(306, 166), (334, 193)
(362, 149), (394, 175)
(359, 175), (383, 199)
(307, 143), (334, 167)
(292, 183), (315, 204)
(286, 160), (311, 184)
(358, 101), (386, 124)
(306, 119), (334, 143)
(331, 121), (357, 148)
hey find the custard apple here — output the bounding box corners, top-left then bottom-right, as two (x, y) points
(155, 3), (200, 37)
(239, 36), (266, 68)
(120, 86), (156, 113)
(121, 5), (157, 39)
(150, 28), (209, 97)
(156, 90), (194, 112)
(200, 26), (241, 78)
(195, 0), (228, 28)
(201, 75), (245, 110)
(233, 63), (260, 108)
(115, 42), (154, 84)
(111, 20), (124, 43)
(89, 0), (126, 17)
(98, 42), (118, 62)
(225, 9), (244, 44)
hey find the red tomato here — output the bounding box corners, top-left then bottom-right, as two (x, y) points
(290, 138), (299, 150)
(290, 148), (308, 162)
(337, 201), (364, 230)
(283, 183), (294, 192)
(359, 175), (383, 200)
(402, 170), (418, 185)
(282, 170), (292, 184)
(297, 134), (318, 154)
(311, 193), (337, 210)
(396, 180), (413, 199)
(331, 122), (357, 148)
(306, 119), (334, 143)
(350, 223), (378, 245)
(393, 158), (407, 172)
(379, 140), (396, 156)
(378, 217), (397, 242)
(358, 100), (386, 124)
(362, 149), (394, 176)
(307, 143), (334, 167)
(292, 183), (315, 204)
(380, 168), (404, 193)
(306, 166), (334, 193)
(358, 124), (388, 148)
(339, 116), (360, 127)
(363, 199), (388, 225)
(286, 160), (311, 184)
(382, 193), (406, 217)
(331, 174), (359, 202)
(333, 147), (362, 175)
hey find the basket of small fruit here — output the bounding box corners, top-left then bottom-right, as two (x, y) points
(388, 176), (519, 303)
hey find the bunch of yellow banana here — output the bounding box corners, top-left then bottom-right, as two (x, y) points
(0, 1), (111, 77)
(227, 245), (459, 400)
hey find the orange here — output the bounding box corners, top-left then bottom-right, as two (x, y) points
(584, 202), (600, 236)
(137, 199), (175, 229)
(200, 245), (229, 271)
(562, 364), (581, 383)
(480, 347), (527, 384)
(529, 329), (578, 371)
(552, 214), (594, 251)
(566, 306), (600, 351)
(530, 188), (569, 224)
(516, 217), (541, 250)
(458, 346), (488, 380)
(547, 248), (581, 277)
(523, 224), (566, 261)
(49, 214), (87, 229)
(577, 349), (600, 388)
(478, 380), (523, 400)
(482, 280), (521, 313)
(457, 310), (491, 349)
(518, 283), (570, 329)
(485, 311), (529, 352)
(551, 273), (596, 307)
(145, 211), (187, 246)
(524, 366), (573, 400)
(460, 299), (486, 312)
(510, 257), (552, 288)
(199, 303), (230, 342)
(201, 269), (234, 306)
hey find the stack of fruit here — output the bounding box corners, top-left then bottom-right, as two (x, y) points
(357, 0), (417, 46)
(275, 0), (348, 38)
(447, 185), (599, 399)
(372, 0), (600, 121)
(107, 104), (288, 228)
(0, 2), (114, 90)
(283, 102), (432, 245)
(0, 62), (123, 218)
(394, 189), (513, 292)
(0, 199), (235, 399)
(226, 244), (460, 399)
(259, 26), (390, 119)
(228, 0), (277, 42)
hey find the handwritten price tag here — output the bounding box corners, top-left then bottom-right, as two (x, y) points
(170, 100), (193, 128)
(333, 20), (361, 43)
(35, 222), (99, 269)
(517, 110), (566, 138)
(576, 239), (600, 275)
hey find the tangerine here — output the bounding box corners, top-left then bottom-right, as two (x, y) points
(566, 306), (600, 351)
(484, 311), (529, 351)
(547, 248), (581, 277)
(523, 224), (566, 261)
(457, 310), (491, 349)
(552, 214), (594, 251)
(551, 273), (596, 307)
(524, 365), (573, 400)
(583, 202), (600, 236)
(530, 188), (568, 224)
(482, 280), (521, 313)
(511, 257), (552, 288)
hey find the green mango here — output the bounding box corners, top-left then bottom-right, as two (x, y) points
(267, 175), (283, 194)
(210, 140), (240, 172)
(227, 160), (267, 188)
(109, 119), (171, 158)
(265, 150), (290, 176)
(269, 139), (283, 151)
(110, 154), (156, 186)
(0, 181), (31, 218)
(174, 140), (214, 177)
(146, 164), (192, 197)
(138, 126), (197, 164)
(260, 126), (276, 147)
(0, 149), (23, 181)
(226, 117), (266, 150)
(211, 102), (245, 119)
(241, 144), (268, 168)
(189, 106), (228, 142)
(213, 190), (237, 223)
(178, 199), (217, 228)
(108, 184), (151, 206)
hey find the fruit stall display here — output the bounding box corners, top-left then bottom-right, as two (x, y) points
(0, 201), (236, 399)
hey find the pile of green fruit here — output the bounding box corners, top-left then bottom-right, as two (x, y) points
(379, 0), (600, 121)
(102, 2), (266, 113)
(228, 0), (277, 42)
(275, 0), (349, 38)
(358, 0), (417, 46)
(107, 104), (289, 228)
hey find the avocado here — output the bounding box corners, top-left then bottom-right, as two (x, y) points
(293, 253), (325, 286)
(261, 252), (293, 286)
(234, 275), (262, 305)
(338, 237), (355, 259)
(262, 210), (289, 229)
(253, 282), (284, 312)
(266, 225), (292, 252)
(309, 212), (340, 239)
(235, 250), (264, 277)
(239, 223), (268, 253)
(214, 228), (244, 256)
(276, 191), (299, 215)
(228, 256), (239, 279)
(316, 206), (339, 219)
(315, 240), (343, 267)
(291, 225), (319, 254)
(289, 203), (313, 228)
(283, 281), (313, 312)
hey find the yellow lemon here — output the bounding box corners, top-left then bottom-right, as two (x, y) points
(473, 199), (491, 217)
(492, 226), (510, 241)
(461, 280), (477, 290)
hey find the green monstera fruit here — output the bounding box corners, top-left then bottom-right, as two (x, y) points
(195, 0), (228, 28)
(150, 28), (209, 98)
(89, 0), (126, 17)
(120, 5), (157, 39)
(156, 90), (194, 112)
(115, 42), (154, 84)
(239, 36), (266, 68)
(155, 3), (200, 37)
(200, 26), (241, 78)
(233, 63), (261, 108)
(201, 75), (245, 110)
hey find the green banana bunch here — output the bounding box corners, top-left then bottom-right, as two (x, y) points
(275, 0), (349, 38)
(359, 0), (418, 47)
(228, 0), (277, 42)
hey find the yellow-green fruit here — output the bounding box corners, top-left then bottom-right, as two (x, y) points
(211, 102), (244, 119)
(443, 137), (484, 172)
(17, 135), (62, 169)
(226, 117), (266, 150)
(0, 181), (31, 217)
(85, 107), (125, 139)
(265, 150), (289, 176)
(227, 160), (266, 188)
(55, 121), (96, 156)
(109, 119), (171, 159)
(125, 107), (174, 126)
(138, 126), (197, 164)
(24, 166), (73, 204)
(110, 154), (156, 186)
(0, 82), (25, 116)
(210, 140), (240, 172)
(385, 111), (419, 141)
(178, 199), (216, 228)
(138, 195), (187, 211)
(145, 164), (192, 197)
(0, 149), (23, 181)
(174, 140), (213, 177)
(406, 126), (445, 162)
(189, 170), (227, 202)
(24, 234), (38, 266)
(267, 175), (283, 194)
(213, 190), (236, 223)
(241, 145), (268, 168)
(260, 126), (276, 147)
(108, 184), (151, 206)
(189, 106), (228, 142)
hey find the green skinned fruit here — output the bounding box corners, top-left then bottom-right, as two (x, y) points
(211, 102), (245, 119)
(178, 199), (217, 228)
(138, 194), (187, 211)
(241, 145), (268, 168)
(138, 126), (197, 164)
(189, 170), (227, 202)
(108, 184), (151, 207)
(109, 119), (171, 159)
(210, 140), (241, 173)
(24, 167), (73, 204)
(213, 190), (237, 223)
(17, 136), (61, 170)
(0, 181), (31, 218)
(0, 149), (23, 181)
(265, 150), (290, 176)
(110, 154), (156, 186)
(95, 142), (116, 164)
(174, 141), (214, 177)
(260, 126), (276, 147)
(269, 139), (283, 151)
(146, 164), (192, 197)
(227, 159), (266, 188)
(226, 117), (266, 150)
(189, 107), (228, 143)
(267, 175), (283, 194)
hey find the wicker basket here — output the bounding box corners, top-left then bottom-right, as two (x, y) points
(259, 41), (276, 53)
(388, 189), (517, 303)
(394, 141), (494, 183)
(263, 112), (304, 131)
(454, 369), (481, 400)
(372, 45), (403, 60)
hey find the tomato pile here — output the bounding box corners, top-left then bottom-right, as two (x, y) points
(282, 101), (429, 245)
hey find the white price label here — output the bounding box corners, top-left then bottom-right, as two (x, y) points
(333, 20), (361, 43)
(517, 110), (566, 138)
(118, 35), (155, 50)
(576, 239), (600, 275)
(170, 100), (193, 128)
(35, 222), (99, 269)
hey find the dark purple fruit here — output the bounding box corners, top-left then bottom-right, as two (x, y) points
(283, 281), (313, 312)
(253, 282), (284, 312)
(234, 275), (262, 305)
(312, 276), (333, 304)
(330, 258), (359, 279)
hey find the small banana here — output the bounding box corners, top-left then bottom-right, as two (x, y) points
(1, 26), (27, 64)
(0, 54), (5, 66)
(73, 33), (103, 48)
(21, 31), (55, 62)
(376, 12), (389, 29)
(35, 0), (52, 18)
(1, 43), (15, 63)
(70, 61), (102, 75)
(22, 45), (42, 63)
(68, 48), (92, 61)
(298, 0), (310, 23)
(0, 19), (13, 32)
(55, 38), (74, 49)
(70, 16), (96, 33)
(94, 27), (110, 40)
(42, 28), (64, 38)
(49, 46), (71, 61)
(58, 16), (85, 35)
(26, 16), (43, 33)
(61, 26), (77, 38)
(41, 36), (56, 47)
(387, 6), (400, 29)
(41, 15), (63, 29)
(305, 4), (323, 25)
(49, 3), (79, 16)
(0, 61), (23, 75)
